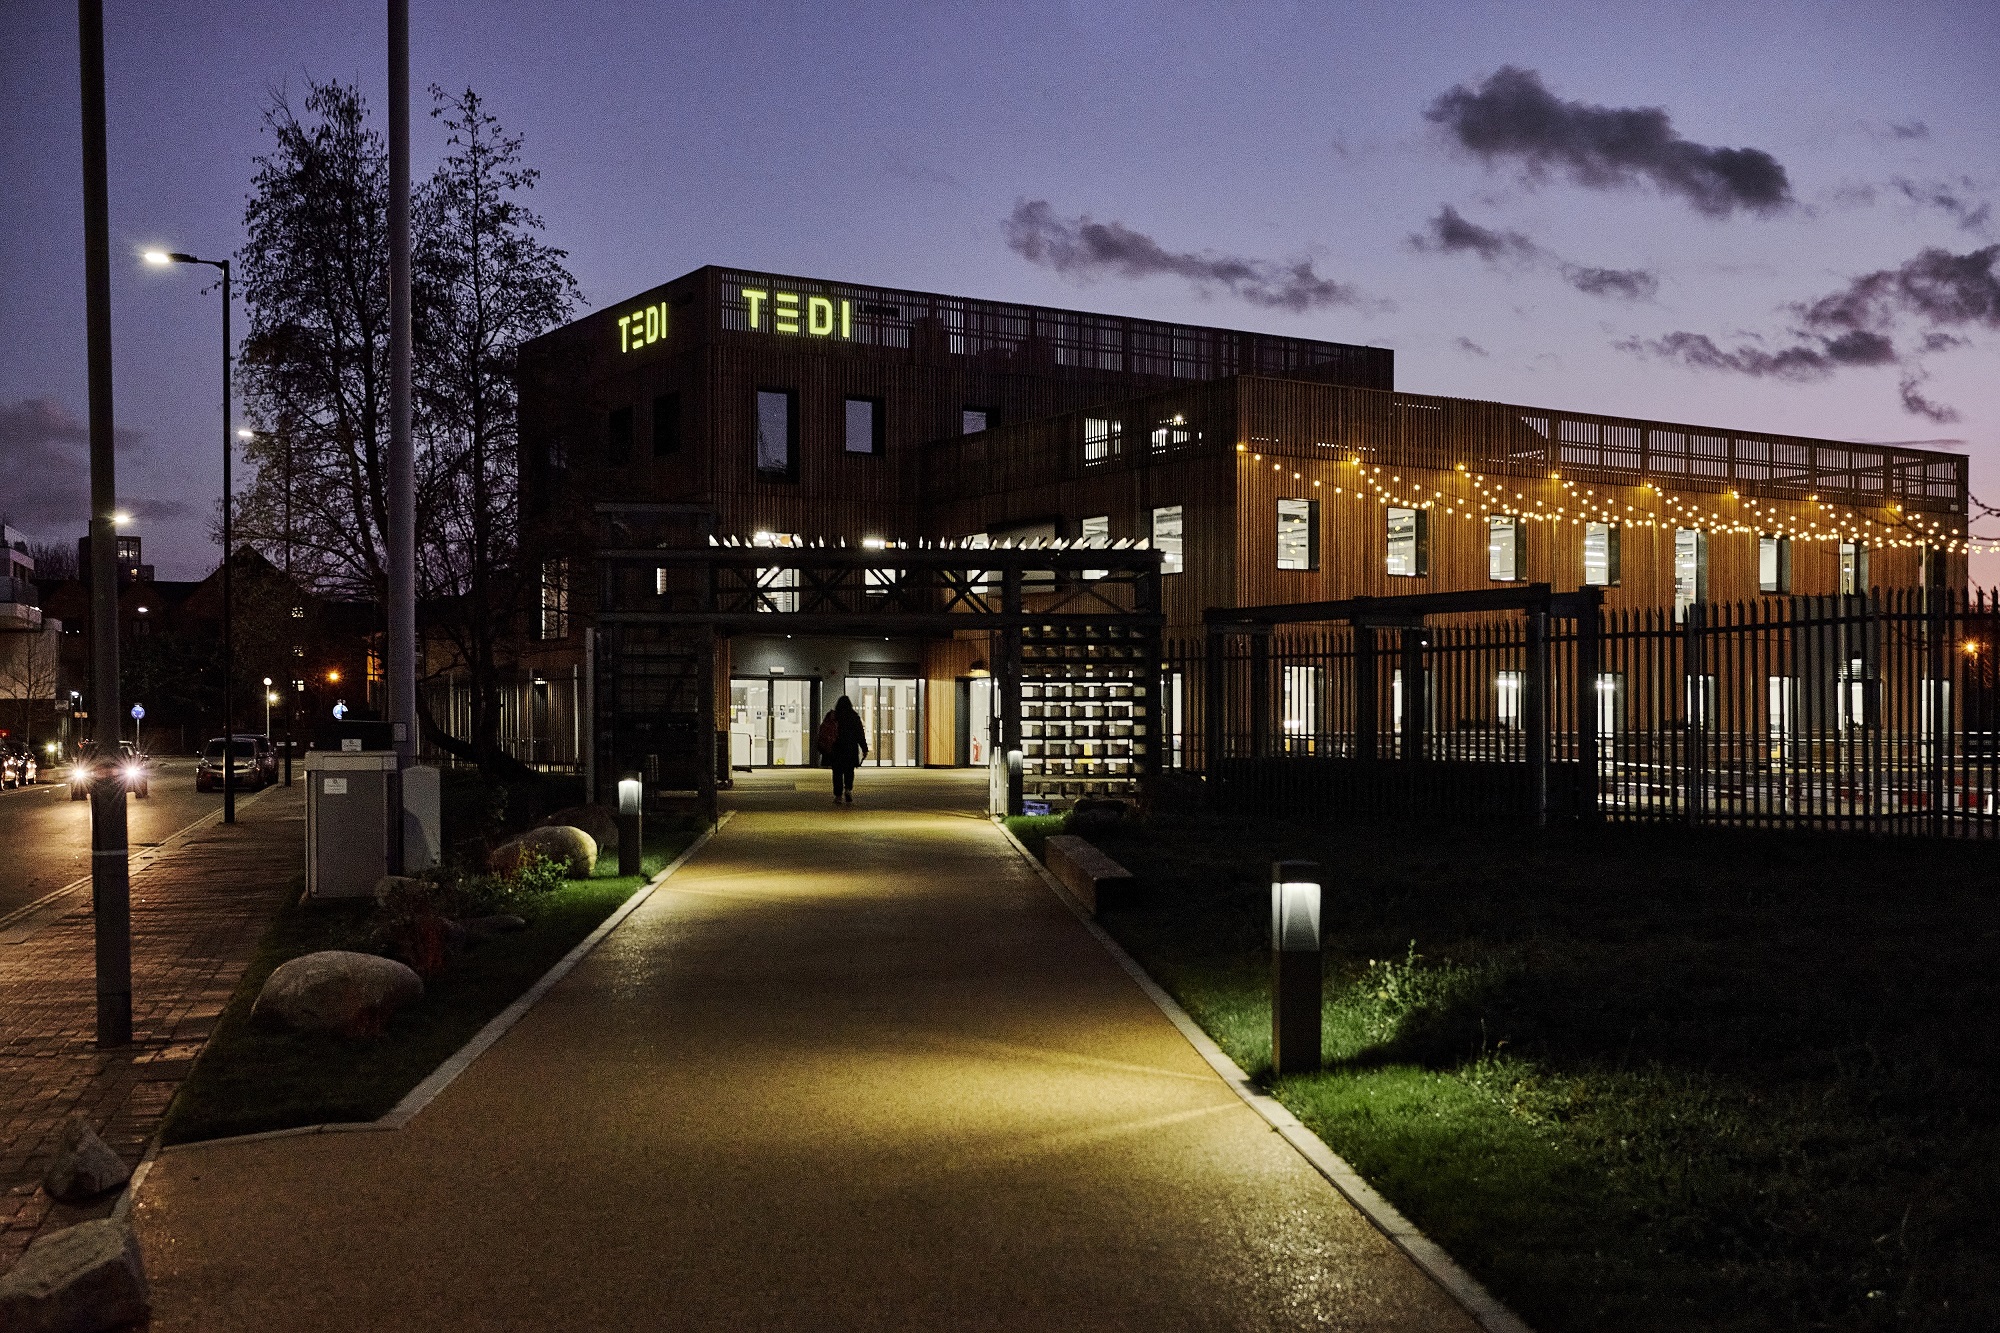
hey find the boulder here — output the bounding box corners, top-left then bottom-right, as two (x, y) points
(0, 1218), (150, 1333)
(487, 824), (597, 879)
(1066, 797), (1131, 837)
(250, 950), (425, 1038)
(371, 874), (428, 905)
(538, 804), (620, 849)
(40, 1117), (129, 1204)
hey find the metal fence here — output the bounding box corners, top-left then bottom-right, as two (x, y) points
(1166, 589), (2000, 837)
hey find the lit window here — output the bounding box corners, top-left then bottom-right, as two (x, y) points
(1277, 498), (1318, 570)
(1281, 665), (1322, 752)
(605, 405), (633, 465)
(756, 566), (798, 613)
(1151, 505), (1184, 575)
(756, 389), (796, 479)
(1496, 670), (1523, 729)
(1083, 417), (1122, 464)
(1839, 541), (1868, 596)
(1758, 534), (1791, 594)
(1674, 529), (1707, 620)
(1386, 507), (1427, 578)
(1583, 522), (1620, 587)
(845, 397), (883, 455)
(962, 408), (989, 435)
(1487, 514), (1523, 582)
(1149, 414), (1198, 454)
(539, 560), (569, 640)
(1080, 515), (1109, 580)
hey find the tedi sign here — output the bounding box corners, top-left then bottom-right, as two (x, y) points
(617, 301), (669, 354)
(740, 287), (853, 338)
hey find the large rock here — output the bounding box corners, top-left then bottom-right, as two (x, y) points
(1066, 797), (1131, 837)
(538, 804), (619, 849)
(250, 950), (425, 1038)
(487, 824), (596, 879)
(40, 1117), (129, 1204)
(0, 1218), (150, 1333)
(371, 874), (428, 905)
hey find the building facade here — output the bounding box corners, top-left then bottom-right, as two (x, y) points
(513, 265), (1968, 787)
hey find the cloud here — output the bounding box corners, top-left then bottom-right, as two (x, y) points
(1886, 120), (1931, 141)
(1408, 205), (1658, 301)
(1621, 243), (1997, 417)
(0, 398), (162, 537)
(1425, 66), (1792, 217)
(1453, 336), (1489, 357)
(1003, 200), (1386, 313)
(1893, 177), (1992, 232)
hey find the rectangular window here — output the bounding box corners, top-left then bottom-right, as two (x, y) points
(1386, 507), (1427, 577)
(1281, 665), (1322, 753)
(1839, 541), (1868, 596)
(756, 389), (796, 479)
(1083, 416), (1122, 464)
(755, 566), (798, 613)
(539, 560), (569, 640)
(1487, 513), (1524, 582)
(1674, 528), (1708, 621)
(1840, 657), (1871, 728)
(1583, 521), (1620, 586)
(1080, 515), (1110, 581)
(844, 397), (883, 455)
(652, 393), (680, 456)
(1758, 534), (1791, 593)
(547, 438), (568, 472)
(1276, 498), (1318, 570)
(1151, 505), (1184, 575)
(962, 408), (989, 435)
(605, 406), (633, 465)
(1496, 669), (1524, 730)
(1767, 675), (1797, 761)
(1920, 544), (1946, 590)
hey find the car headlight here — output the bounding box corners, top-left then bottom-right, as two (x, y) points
(124, 765), (143, 780)
(71, 766), (90, 783)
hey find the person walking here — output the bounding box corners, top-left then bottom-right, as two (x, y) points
(820, 695), (869, 804)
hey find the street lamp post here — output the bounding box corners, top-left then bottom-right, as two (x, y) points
(145, 248), (236, 821)
(263, 677), (274, 735)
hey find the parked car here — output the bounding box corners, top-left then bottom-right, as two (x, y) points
(196, 734), (278, 791)
(1, 745), (38, 788)
(67, 742), (148, 800)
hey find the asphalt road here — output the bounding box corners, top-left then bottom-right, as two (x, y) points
(0, 758), (289, 920)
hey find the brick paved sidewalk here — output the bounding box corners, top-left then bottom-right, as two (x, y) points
(0, 781), (301, 1270)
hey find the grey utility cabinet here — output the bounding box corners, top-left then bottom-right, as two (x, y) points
(305, 750), (400, 899)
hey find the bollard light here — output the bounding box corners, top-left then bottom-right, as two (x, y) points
(616, 774), (643, 876)
(1270, 859), (1323, 1075)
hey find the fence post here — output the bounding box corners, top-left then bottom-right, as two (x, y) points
(1575, 589), (1602, 822)
(1354, 624), (1378, 760)
(1685, 602), (1705, 825)
(1527, 608), (1549, 826)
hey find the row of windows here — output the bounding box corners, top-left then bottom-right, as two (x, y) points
(751, 392), (989, 479)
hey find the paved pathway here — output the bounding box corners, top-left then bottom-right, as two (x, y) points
(134, 771), (1477, 1331)
(0, 780), (300, 1268)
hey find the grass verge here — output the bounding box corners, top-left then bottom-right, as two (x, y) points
(160, 825), (699, 1146)
(1079, 806), (2000, 1333)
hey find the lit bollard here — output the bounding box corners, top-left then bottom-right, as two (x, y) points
(1271, 859), (1323, 1075)
(617, 775), (644, 877)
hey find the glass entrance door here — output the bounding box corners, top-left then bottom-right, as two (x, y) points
(844, 677), (922, 766)
(730, 678), (814, 767)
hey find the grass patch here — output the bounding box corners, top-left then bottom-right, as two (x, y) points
(1083, 808), (2000, 1333)
(161, 823), (700, 1146)
(1002, 813), (1067, 859)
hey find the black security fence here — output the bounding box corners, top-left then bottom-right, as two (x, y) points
(1164, 589), (2000, 837)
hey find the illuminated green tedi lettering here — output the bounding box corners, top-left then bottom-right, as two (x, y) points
(739, 286), (852, 339)
(617, 301), (670, 353)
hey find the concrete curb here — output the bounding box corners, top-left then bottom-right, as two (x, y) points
(0, 782), (280, 942)
(154, 813), (733, 1158)
(992, 816), (1534, 1333)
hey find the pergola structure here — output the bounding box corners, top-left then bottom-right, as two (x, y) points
(592, 504), (1165, 818)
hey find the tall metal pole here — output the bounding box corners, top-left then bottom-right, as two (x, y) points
(221, 262), (236, 822)
(386, 0), (417, 786)
(78, 0), (132, 1048)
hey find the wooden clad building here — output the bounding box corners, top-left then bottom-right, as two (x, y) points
(514, 265), (1968, 777)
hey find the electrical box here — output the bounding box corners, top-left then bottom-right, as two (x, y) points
(305, 750), (400, 899)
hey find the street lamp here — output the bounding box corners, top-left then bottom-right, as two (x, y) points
(145, 247), (237, 821)
(264, 677), (275, 736)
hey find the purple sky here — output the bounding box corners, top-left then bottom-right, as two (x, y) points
(5, 0), (1996, 581)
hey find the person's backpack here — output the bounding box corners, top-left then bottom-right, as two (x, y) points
(817, 711), (841, 751)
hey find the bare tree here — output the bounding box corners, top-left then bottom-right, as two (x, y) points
(28, 542), (78, 582)
(0, 626), (61, 750)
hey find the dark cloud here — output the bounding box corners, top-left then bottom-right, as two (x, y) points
(1622, 244), (1997, 418)
(1889, 121), (1931, 141)
(1409, 205), (1657, 301)
(1893, 177), (1992, 232)
(1003, 200), (1384, 313)
(1425, 66), (1792, 217)
(1453, 336), (1489, 357)
(0, 398), (167, 537)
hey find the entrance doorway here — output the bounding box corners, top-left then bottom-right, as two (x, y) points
(844, 676), (922, 766)
(730, 678), (814, 767)
(955, 677), (995, 766)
